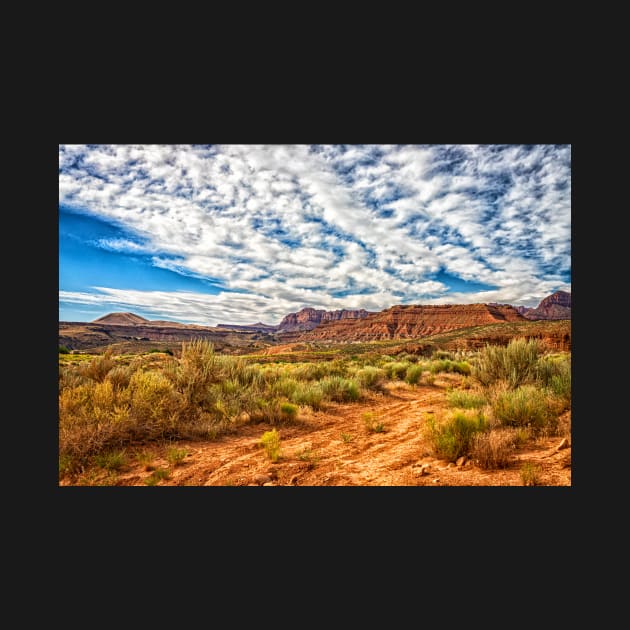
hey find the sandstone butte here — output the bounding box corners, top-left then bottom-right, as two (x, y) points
(278, 307), (371, 332)
(296, 303), (527, 342)
(517, 290), (571, 320)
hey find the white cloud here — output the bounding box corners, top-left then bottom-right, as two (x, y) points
(59, 144), (571, 322)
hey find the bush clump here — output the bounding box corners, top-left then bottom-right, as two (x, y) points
(426, 410), (486, 462)
(472, 338), (542, 388)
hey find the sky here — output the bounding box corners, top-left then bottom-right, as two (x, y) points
(59, 144), (571, 326)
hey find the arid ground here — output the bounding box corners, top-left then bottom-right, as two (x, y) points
(61, 373), (570, 487)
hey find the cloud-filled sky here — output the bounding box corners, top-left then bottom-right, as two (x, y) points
(59, 144), (571, 326)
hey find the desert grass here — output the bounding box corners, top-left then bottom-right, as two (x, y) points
(166, 447), (188, 466)
(470, 428), (518, 469)
(426, 410), (486, 462)
(145, 468), (171, 485)
(490, 384), (558, 432)
(520, 462), (542, 486)
(320, 376), (361, 402)
(472, 338), (542, 388)
(363, 412), (385, 433)
(382, 361), (410, 380)
(446, 389), (487, 409)
(405, 364), (424, 385)
(356, 366), (387, 390)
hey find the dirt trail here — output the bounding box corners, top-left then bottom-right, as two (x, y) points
(97, 378), (570, 487)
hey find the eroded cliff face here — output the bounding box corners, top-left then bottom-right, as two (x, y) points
(522, 291), (571, 320)
(297, 304), (526, 341)
(278, 308), (370, 332)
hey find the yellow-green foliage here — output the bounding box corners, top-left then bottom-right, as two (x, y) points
(426, 410), (486, 462)
(59, 344), (375, 478)
(290, 382), (324, 410)
(259, 429), (281, 462)
(280, 402), (299, 421)
(356, 366), (387, 390)
(429, 359), (471, 375)
(383, 361), (410, 379)
(166, 447), (188, 466)
(145, 468), (171, 485)
(520, 462), (542, 486)
(472, 338), (542, 388)
(491, 384), (556, 430)
(320, 376), (361, 401)
(405, 364), (424, 385)
(446, 389), (487, 409)
(537, 354), (571, 406)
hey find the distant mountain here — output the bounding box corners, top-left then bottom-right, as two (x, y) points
(278, 308), (371, 332)
(92, 312), (150, 325)
(216, 322), (279, 333)
(518, 291), (571, 320)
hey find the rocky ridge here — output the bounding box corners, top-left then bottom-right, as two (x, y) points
(297, 303), (526, 342)
(277, 307), (371, 332)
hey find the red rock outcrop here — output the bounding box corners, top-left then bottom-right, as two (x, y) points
(297, 303), (526, 341)
(522, 291), (571, 320)
(278, 308), (371, 332)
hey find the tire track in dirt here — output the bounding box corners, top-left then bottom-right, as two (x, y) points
(106, 381), (570, 487)
(158, 385), (446, 486)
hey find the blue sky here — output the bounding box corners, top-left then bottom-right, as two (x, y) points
(59, 144), (571, 325)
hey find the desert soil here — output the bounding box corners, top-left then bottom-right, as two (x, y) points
(62, 374), (571, 487)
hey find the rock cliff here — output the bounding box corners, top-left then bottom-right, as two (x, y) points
(297, 303), (526, 341)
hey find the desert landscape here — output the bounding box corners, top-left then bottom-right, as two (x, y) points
(59, 144), (571, 487)
(59, 292), (571, 486)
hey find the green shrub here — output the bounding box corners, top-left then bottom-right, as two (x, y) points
(135, 450), (156, 471)
(291, 363), (330, 381)
(59, 345), (70, 354)
(429, 359), (471, 375)
(453, 361), (471, 375)
(446, 389), (487, 409)
(280, 402), (299, 421)
(259, 429), (281, 462)
(145, 468), (170, 485)
(271, 377), (299, 399)
(520, 463), (542, 486)
(59, 454), (79, 478)
(94, 449), (127, 471)
(290, 383), (324, 410)
(472, 338), (542, 388)
(426, 410), (486, 462)
(491, 385), (554, 430)
(431, 350), (453, 361)
(166, 447), (188, 466)
(538, 355), (571, 406)
(405, 364), (424, 385)
(250, 397), (283, 424)
(320, 376), (361, 402)
(383, 361), (410, 380)
(356, 366), (387, 390)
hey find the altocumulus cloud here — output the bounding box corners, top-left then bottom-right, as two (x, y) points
(59, 144), (571, 325)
